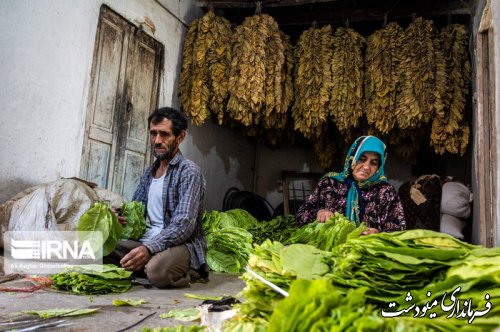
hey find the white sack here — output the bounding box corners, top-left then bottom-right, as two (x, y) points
(440, 213), (467, 240)
(0, 179), (125, 248)
(94, 187), (126, 208)
(440, 182), (472, 219)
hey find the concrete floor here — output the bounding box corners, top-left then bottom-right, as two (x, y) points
(0, 272), (245, 332)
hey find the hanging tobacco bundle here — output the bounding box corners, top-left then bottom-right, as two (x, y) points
(179, 18), (200, 121)
(390, 128), (426, 165)
(329, 27), (366, 134)
(365, 124), (421, 165)
(396, 17), (446, 129)
(314, 133), (337, 170)
(227, 12), (288, 128)
(263, 25), (285, 125)
(430, 24), (471, 155)
(313, 122), (359, 171)
(292, 24), (334, 139)
(179, 10), (232, 125)
(364, 22), (403, 134)
(260, 32), (294, 130)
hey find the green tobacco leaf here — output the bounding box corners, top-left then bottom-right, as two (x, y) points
(77, 202), (109, 258)
(112, 299), (147, 306)
(223, 209), (258, 228)
(222, 320), (267, 332)
(23, 307), (100, 319)
(63, 264), (132, 279)
(280, 244), (332, 279)
(288, 214), (362, 251)
(183, 293), (224, 301)
(206, 250), (241, 273)
(50, 264), (132, 295)
(159, 308), (201, 322)
(104, 211), (122, 256)
(205, 227), (253, 273)
(267, 280), (380, 332)
(120, 201), (146, 240)
(78, 202), (122, 257)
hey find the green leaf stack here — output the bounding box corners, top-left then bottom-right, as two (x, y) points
(287, 212), (364, 250)
(50, 264), (132, 295)
(249, 214), (298, 245)
(268, 280), (383, 332)
(77, 202), (122, 257)
(202, 209), (257, 273)
(229, 228), (500, 331)
(120, 201), (146, 240)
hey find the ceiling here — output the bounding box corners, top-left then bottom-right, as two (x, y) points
(197, 0), (474, 39)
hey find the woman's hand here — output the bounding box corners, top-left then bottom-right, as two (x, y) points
(316, 209), (333, 223)
(361, 227), (379, 236)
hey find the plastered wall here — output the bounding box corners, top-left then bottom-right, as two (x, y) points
(0, 0), (255, 212)
(0, 0), (438, 217)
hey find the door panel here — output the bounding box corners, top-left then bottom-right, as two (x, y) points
(92, 18), (125, 131)
(81, 7), (129, 190)
(87, 142), (111, 188)
(121, 151), (146, 201)
(81, 5), (163, 200)
(111, 28), (163, 199)
(128, 38), (157, 148)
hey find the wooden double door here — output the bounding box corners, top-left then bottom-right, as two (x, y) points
(81, 5), (163, 200)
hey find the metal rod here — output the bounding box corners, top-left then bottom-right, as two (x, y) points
(245, 267), (289, 297)
(116, 312), (157, 332)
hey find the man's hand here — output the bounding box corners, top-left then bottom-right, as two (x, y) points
(120, 246), (150, 271)
(316, 209), (333, 223)
(361, 228), (379, 236)
(111, 207), (127, 225)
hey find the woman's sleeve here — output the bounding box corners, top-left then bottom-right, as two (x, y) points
(378, 185), (407, 232)
(295, 177), (329, 227)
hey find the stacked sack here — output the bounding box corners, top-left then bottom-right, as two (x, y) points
(398, 174), (442, 231)
(439, 181), (473, 239)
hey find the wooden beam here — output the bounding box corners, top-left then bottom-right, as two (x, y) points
(199, 0), (471, 26)
(268, 7), (470, 27)
(197, 0), (344, 8)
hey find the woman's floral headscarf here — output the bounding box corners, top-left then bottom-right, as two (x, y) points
(325, 136), (388, 225)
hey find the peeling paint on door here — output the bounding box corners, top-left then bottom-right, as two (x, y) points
(80, 5), (163, 200)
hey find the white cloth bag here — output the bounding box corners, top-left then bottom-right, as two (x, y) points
(440, 182), (472, 219)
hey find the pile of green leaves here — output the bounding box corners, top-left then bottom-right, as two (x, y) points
(77, 202), (122, 257)
(236, 240), (334, 320)
(267, 280), (383, 332)
(328, 229), (477, 301)
(206, 227), (253, 273)
(237, 241), (290, 320)
(203, 209), (304, 273)
(50, 264), (132, 295)
(393, 246), (500, 329)
(202, 209), (258, 273)
(249, 214), (298, 245)
(120, 201), (146, 240)
(202, 209), (258, 233)
(266, 278), (499, 332)
(287, 213), (365, 250)
(231, 227), (500, 331)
